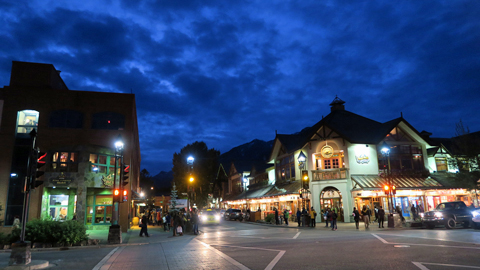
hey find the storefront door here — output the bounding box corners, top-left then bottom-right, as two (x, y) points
(320, 187), (343, 222)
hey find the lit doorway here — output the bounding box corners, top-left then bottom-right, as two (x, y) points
(320, 187), (343, 222)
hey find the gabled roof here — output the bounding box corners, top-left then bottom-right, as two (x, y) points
(430, 131), (480, 156)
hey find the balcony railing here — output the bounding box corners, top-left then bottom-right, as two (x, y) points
(312, 168), (349, 181)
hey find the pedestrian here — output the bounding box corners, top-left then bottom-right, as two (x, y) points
(324, 209), (329, 228)
(165, 212), (171, 231)
(396, 205), (405, 223)
(157, 210), (161, 226)
(174, 212), (183, 236)
(283, 209), (289, 225)
(275, 208), (279, 225)
(378, 206), (385, 228)
(192, 210), (199, 235)
(374, 206), (378, 222)
(139, 214), (149, 237)
(296, 209), (301, 227)
(361, 205), (370, 228)
(411, 204), (417, 220)
(331, 210), (338, 231)
(353, 207), (360, 229)
(310, 207), (317, 227)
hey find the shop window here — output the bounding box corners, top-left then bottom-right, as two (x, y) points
(50, 152), (78, 172)
(90, 154), (116, 174)
(49, 195), (69, 221)
(91, 112), (125, 130)
(87, 195), (113, 225)
(49, 109), (83, 128)
(16, 110), (39, 134)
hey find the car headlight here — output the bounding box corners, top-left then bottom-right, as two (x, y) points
(434, 212), (443, 218)
(472, 210), (480, 217)
(201, 216), (207, 221)
(215, 215), (220, 220)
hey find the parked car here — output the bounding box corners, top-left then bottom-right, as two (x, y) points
(224, 209), (242, 221)
(472, 208), (480, 229)
(422, 201), (473, 229)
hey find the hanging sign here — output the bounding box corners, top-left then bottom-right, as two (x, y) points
(321, 145), (334, 158)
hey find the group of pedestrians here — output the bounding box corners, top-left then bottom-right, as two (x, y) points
(322, 208), (338, 230)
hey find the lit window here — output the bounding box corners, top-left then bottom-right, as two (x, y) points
(16, 110), (39, 134)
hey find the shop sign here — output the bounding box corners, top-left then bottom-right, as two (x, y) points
(321, 145), (334, 158)
(96, 197), (113, 205)
(101, 174), (114, 187)
(355, 154), (370, 164)
(52, 172), (72, 186)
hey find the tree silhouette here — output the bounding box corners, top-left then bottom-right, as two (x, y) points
(172, 141), (220, 209)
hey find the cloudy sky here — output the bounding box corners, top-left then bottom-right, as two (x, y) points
(1, 1), (479, 175)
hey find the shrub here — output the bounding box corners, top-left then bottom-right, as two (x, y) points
(58, 221), (88, 245)
(265, 214), (275, 223)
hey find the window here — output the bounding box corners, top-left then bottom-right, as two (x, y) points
(377, 143), (425, 174)
(276, 154), (295, 181)
(90, 154), (117, 174)
(49, 109), (83, 128)
(435, 158), (447, 171)
(50, 152), (78, 172)
(48, 195), (76, 221)
(91, 112), (125, 130)
(86, 195), (113, 225)
(16, 110), (39, 134)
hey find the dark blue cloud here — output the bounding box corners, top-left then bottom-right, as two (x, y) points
(0, 0), (479, 174)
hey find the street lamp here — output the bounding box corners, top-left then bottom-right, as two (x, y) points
(243, 177), (248, 211)
(297, 151), (309, 226)
(187, 156), (195, 211)
(109, 134), (124, 244)
(380, 141), (393, 213)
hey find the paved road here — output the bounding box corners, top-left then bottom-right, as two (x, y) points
(1, 220), (480, 269)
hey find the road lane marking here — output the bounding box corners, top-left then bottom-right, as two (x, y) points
(92, 246), (124, 270)
(293, 232), (301, 239)
(197, 240), (250, 270)
(205, 243), (286, 270)
(371, 234), (388, 244)
(265, 250), (285, 270)
(413, 262), (480, 269)
(372, 233), (480, 250)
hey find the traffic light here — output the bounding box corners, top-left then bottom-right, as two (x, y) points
(384, 185), (390, 195)
(392, 185), (396, 195)
(122, 190), (128, 202)
(122, 164), (129, 186)
(302, 170), (309, 190)
(113, 189), (121, 202)
(29, 149), (46, 190)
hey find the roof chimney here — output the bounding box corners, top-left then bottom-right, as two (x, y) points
(329, 95), (345, 112)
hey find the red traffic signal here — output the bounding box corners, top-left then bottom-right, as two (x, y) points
(113, 189), (120, 202)
(384, 185), (390, 195)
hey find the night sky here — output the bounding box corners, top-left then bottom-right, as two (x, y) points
(1, 1), (479, 175)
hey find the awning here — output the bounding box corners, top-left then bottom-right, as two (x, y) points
(224, 185), (274, 202)
(351, 175), (443, 189)
(264, 181), (302, 197)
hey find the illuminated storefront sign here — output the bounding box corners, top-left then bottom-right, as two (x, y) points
(355, 154), (370, 164)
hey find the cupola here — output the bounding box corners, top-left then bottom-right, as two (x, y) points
(329, 96), (345, 112)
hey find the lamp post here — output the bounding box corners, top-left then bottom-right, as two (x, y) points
(243, 177), (248, 211)
(380, 142), (393, 213)
(297, 151), (307, 208)
(187, 156), (194, 211)
(108, 135), (123, 244)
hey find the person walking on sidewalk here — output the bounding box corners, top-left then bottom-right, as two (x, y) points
(283, 209), (289, 225)
(324, 209), (329, 228)
(361, 205), (370, 228)
(374, 206), (378, 223)
(378, 206), (385, 228)
(192, 210), (199, 235)
(139, 214), (149, 237)
(165, 212), (171, 231)
(353, 207), (360, 229)
(296, 209), (301, 227)
(331, 210), (338, 231)
(310, 207), (317, 227)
